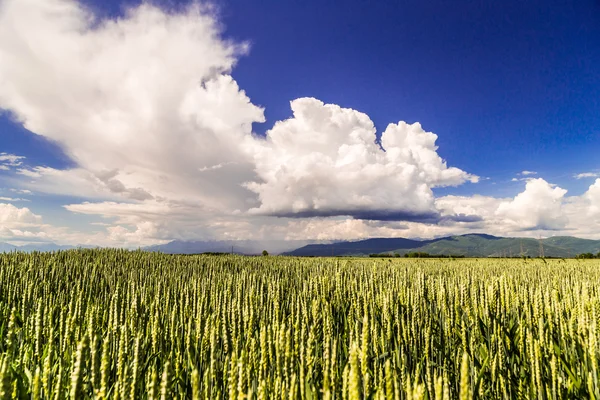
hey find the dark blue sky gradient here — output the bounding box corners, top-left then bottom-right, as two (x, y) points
(218, 0), (600, 191)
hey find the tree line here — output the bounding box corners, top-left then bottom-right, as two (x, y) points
(575, 252), (600, 259)
(369, 252), (465, 258)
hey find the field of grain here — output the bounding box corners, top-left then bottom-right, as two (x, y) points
(0, 250), (599, 399)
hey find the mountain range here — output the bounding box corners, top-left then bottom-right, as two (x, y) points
(143, 234), (600, 257)
(2, 234), (599, 257)
(283, 234), (600, 257)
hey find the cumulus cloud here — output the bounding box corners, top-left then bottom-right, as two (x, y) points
(519, 170), (537, 176)
(586, 179), (600, 217)
(0, 0), (482, 245)
(495, 178), (568, 230)
(245, 98), (477, 220)
(0, 203), (41, 225)
(434, 178), (600, 239)
(0, 203), (52, 242)
(0, 0), (264, 212)
(282, 178), (600, 239)
(0, 202), (112, 245)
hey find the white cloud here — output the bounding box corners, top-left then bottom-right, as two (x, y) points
(16, 168), (42, 178)
(0, 203), (41, 226)
(245, 98), (477, 220)
(0, 203), (53, 243)
(519, 170), (537, 176)
(0, 197), (29, 202)
(0, 153), (24, 170)
(0, 0), (264, 213)
(16, 166), (154, 201)
(0, 202), (54, 243)
(0, 153), (24, 165)
(512, 177), (537, 183)
(198, 162), (237, 172)
(436, 194), (502, 222)
(9, 189), (32, 195)
(0, 0), (481, 246)
(0, 201), (154, 246)
(575, 172), (599, 179)
(433, 178), (600, 239)
(496, 178), (567, 230)
(586, 179), (600, 217)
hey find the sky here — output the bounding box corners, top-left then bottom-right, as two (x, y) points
(0, 0), (599, 247)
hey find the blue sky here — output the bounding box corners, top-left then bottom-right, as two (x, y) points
(0, 0), (599, 246)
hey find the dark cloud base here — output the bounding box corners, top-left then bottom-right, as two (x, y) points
(268, 209), (483, 224)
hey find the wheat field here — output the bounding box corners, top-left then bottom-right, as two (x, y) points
(0, 250), (599, 399)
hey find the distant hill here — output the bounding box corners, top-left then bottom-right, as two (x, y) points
(397, 235), (570, 258)
(0, 242), (89, 252)
(144, 240), (252, 255)
(284, 234), (600, 258)
(285, 237), (434, 257)
(0, 243), (17, 252)
(542, 237), (600, 255)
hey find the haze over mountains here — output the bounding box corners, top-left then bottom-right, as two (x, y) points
(0, 243), (89, 252)
(143, 240), (317, 256)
